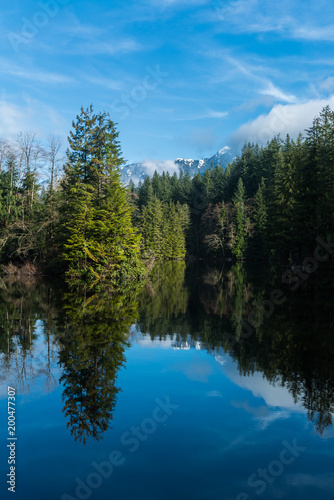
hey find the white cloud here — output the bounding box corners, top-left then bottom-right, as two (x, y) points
(292, 25), (334, 42)
(320, 77), (334, 92)
(231, 96), (334, 147)
(141, 158), (179, 176)
(130, 331), (174, 349)
(0, 101), (25, 136)
(223, 359), (305, 412)
(0, 99), (67, 139)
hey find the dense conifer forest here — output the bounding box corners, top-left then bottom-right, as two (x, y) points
(136, 105), (334, 265)
(0, 105), (334, 286)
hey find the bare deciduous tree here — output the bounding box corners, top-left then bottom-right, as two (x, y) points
(46, 135), (63, 217)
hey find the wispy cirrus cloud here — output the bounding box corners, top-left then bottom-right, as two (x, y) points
(174, 110), (228, 121)
(0, 58), (74, 85)
(292, 25), (334, 41)
(259, 82), (297, 104)
(57, 17), (105, 38)
(2, 0), (334, 163)
(152, 0), (209, 6)
(50, 14), (144, 56)
(84, 76), (124, 91)
(70, 39), (143, 56)
(212, 0), (334, 42)
(224, 55), (297, 104)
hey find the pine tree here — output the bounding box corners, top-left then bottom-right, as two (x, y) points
(267, 137), (299, 260)
(62, 184), (95, 277)
(231, 178), (249, 259)
(211, 164), (227, 203)
(141, 196), (164, 258)
(179, 171), (193, 204)
(252, 178), (268, 257)
(162, 202), (187, 259)
(306, 106), (334, 239)
(202, 168), (216, 202)
(61, 106), (145, 287)
(138, 176), (154, 208)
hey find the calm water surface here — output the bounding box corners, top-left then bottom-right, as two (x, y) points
(0, 262), (334, 500)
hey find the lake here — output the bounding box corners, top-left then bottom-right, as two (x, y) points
(0, 261), (334, 500)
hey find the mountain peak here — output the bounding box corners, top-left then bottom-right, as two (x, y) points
(121, 146), (235, 184)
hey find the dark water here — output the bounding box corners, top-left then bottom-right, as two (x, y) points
(0, 262), (334, 500)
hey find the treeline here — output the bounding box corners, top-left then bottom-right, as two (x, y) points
(0, 106), (334, 281)
(0, 106), (145, 287)
(134, 106), (334, 263)
(0, 132), (62, 262)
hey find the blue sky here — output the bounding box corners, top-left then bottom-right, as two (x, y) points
(1, 0), (334, 165)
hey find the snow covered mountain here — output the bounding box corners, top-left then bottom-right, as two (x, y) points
(120, 146), (234, 185)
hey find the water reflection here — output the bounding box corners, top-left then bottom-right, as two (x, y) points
(0, 262), (334, 441)
(137, 262), (334, 435)
(58, 289), (139, 443)
(0, 279), (61, 393)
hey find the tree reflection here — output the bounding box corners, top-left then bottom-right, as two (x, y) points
(0, 280), (139, 444)
(0, 279), (60, 393)
(227, 269), (334, 435)
(137, 262), (334, 435)
(58, 288), (138, 444)
(1, 263), (334, 436)
(138, 261), (190, 339)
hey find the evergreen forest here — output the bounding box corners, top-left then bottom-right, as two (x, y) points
(1, 105), (334, 287)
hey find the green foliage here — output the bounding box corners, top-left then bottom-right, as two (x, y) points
(61, 106), (145, 287)
(140, 196), (190, 259)
(59, 287), (138, 443)
(251, 178), (268, 257)
(134, 107), (334, 264)
(231, 178), (249, 259)
(1, 106), (334, 270)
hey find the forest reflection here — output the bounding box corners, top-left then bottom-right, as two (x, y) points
(1, 261), (334, 441)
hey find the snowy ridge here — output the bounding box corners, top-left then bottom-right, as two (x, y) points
(120, 146), (234, 185)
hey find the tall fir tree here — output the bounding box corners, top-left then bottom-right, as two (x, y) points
(231, 178), (249, 259)
(251, 178), (268, 258)
(61, 106), (145, 287)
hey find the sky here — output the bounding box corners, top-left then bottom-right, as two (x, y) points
(1, 0), (334, 166)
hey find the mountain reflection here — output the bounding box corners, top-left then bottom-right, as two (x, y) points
(0, 263), (334, 439)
